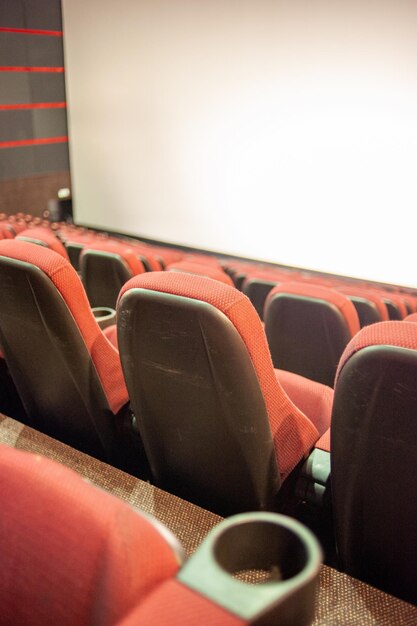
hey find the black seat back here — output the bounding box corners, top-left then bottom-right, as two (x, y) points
(331, 323), (417, 604)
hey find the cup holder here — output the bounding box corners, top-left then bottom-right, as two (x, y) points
(92, 307), (116, 330)
(178, 512), (322, 625)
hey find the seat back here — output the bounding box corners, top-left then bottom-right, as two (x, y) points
(0, 240), (128, 462)
(242, 275), (279, 320)
(57, 227), (97, 270)
(80, 240), (145, 308)
(16, 226), (69, 260)
(117, 272), (319, 515)
(331, 321), (417, 604)
(373, 289), (407, 320)
(167, 260), (234, 286)
(336, 286), (389, 327)
(264, 282), (360, 386)
(0, 446), (180, 626)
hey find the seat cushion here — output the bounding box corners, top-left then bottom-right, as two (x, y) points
(275, 369), (333, 437)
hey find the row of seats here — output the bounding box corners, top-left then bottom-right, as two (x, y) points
(0, 213), (416, 603)
(0, 213), (401, 390)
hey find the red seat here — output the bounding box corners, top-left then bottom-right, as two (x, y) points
(264, 282), (360, 387)
(330, 321), (417, 603)
(0, 223), (15, 239)
(80, 239), (146, 309)
(150, 246), (183, 269)
(0, 445), (180, 626)
(166, 260), (234, 286)
(0, 240), (144, 474)
(56, 226), (99, 270)
(336, 285), (389, 327)
(370, 288), (408, 320)
(0, 445), (320, 626)
(16, 226), (69, 260)
(117, 271), (332, 514)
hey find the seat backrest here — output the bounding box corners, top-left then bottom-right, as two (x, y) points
(0, 445), (180, 626)
(16, 226), (69, 260)
(401, 294), (417, 314)
(372, 289), (408, 320)
(80, 240), (145, 308)
(150, 246), (183, 269)
(242, 275), (279, 319)
(0, 223), (15, 239)
(336, 285), (389, 327)
(57, 227), (98, 270)
(331, 321), (417, 604)
(264, 282), (360, 387)
(117, 272), (319, 515)
(0, 240), (129, 463)
(167, 260), (234, 286)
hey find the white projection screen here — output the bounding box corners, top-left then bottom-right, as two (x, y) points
(62, 0), (417, 287)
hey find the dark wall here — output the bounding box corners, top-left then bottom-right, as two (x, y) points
(0, 0), (70, 215)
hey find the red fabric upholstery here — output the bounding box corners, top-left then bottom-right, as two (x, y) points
(57, 227), (99, 245)
(121, 580), (243, 626)
(337, 286), (389, 321)
(315, 427), (331, 453)
(152, 247), (183, 267)
(0, 240), (128, 414)
(6, 218), (27, 233)
(167, 260), (234, 286)
(265, 282), (360, 337)
(0, 223), (14, 239)
(103, 324), (119, 348)
(371, 289), (408, 319)
(119, 272), (320, 479)
(275, 369), (333, 437)
(183, 253), (222, 268)
(16, 226), (69, 260)
(242, 267), (299, 287)
(127, 242), (162, 271)
(336, 320), (417, 384)
(405, 312), (417, 323)
(81, 240), (145, 276)
(0, 445), (179, 626)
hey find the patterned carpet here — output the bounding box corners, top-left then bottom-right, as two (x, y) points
(1, 413), (416, 625)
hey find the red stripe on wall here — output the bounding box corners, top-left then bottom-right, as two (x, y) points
(0, 136), (68, 149)
(0, 27), (63, 37)
(0, 102), (66, 111)
(0, 66), (64, 73)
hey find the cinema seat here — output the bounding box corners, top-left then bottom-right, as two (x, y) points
(0, 445), (181, 626)
(264, 282), (360, 387)
(80, 239), (146, 309)
(0, 240), (144, 474)
(151, 246), (183, 269)
(336, 285), (389, 327)
(56, 226), (99, 270)
(371, 289), (408, 320)
(16, 226), (70, 260)
(330, 321), (417, 604)
(0, 445), (321, 626)
(0, 223), (15, 239)
(117, 271), (332, 515)
(166, 259), (235, 286)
